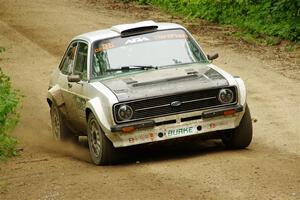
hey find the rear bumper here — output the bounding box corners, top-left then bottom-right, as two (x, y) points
(107, 105), (244, 147)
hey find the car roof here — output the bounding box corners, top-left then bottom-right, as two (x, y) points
(72, 21), (185, 43)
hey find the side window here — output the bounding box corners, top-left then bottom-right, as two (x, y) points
(60, 42), (78, 75)
(74, 42), (88, 80)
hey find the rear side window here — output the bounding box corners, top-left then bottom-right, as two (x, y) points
(60, 42), (78, 75)
(74, 42), (88, 80)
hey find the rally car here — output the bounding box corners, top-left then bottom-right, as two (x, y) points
(47, 21), (252, 165)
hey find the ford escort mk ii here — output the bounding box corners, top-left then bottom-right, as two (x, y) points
(47, 21), (253, 165)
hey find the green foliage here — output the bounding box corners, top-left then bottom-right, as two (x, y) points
(0, 134), (17, 160)
(124, 0), (300, 42)
(0, 70), (19, 134)
(284, 44), (297, 52)
(0, 48), (20, 161)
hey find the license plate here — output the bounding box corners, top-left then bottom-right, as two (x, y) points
(166, 126), (196, 137)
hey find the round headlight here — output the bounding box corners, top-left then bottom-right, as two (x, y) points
(218, 89), (234, 104)
(117, 105), (133, 121)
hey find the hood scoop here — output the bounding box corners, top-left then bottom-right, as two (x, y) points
(125, 68), (202, 87)
(185, 68), (199, 75)
(122, 77), (138, 85)
(132, 74), (199, 87)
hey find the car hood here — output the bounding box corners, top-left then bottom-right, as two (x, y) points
(100, 63), (230, 102)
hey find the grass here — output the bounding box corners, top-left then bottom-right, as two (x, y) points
(0, 134), (17, 160)
(120, 0), (300, 44)
(0, 47), (20, 161)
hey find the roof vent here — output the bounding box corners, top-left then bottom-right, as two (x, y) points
(111, 21), (158, 37)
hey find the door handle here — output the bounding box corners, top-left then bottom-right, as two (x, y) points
(68, 83), (73, 88)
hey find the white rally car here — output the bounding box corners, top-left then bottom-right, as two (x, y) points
(47, 21), (252, 165)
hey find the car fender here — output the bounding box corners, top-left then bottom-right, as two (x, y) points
(47, 85), (64, 106)
(234, 77), (247, 106)
(85, 97), (113, 134)
(47, 84), (68, 116)
(232, 77), (247, 126)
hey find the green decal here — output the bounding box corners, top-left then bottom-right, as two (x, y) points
(167, 127), (193, 137)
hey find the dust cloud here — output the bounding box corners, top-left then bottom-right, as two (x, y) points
(11, 123), (91, 163)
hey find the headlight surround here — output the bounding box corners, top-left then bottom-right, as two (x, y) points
(117, 104), (134, 121)
(218, 88), (234, 104)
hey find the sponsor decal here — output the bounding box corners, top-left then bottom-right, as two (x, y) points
(154, 33), (187, 40)
(94, 42), (114, 53)
(167, 127), (194, 137)
(125, 37), (150, 45)
(210, 123), (216, 129)
(128, 132), (155, 144)
(129, 137), (135, 143)
(149, 133), (155, 141)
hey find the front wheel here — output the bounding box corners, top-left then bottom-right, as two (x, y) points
(221, 105), (253, 149)
(87, 113), (120, 165)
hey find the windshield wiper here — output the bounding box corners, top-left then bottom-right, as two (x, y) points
(106, 65), (158, 72)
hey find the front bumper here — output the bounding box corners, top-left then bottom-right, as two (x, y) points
(107, 105), (244, 147)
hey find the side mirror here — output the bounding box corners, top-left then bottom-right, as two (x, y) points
(207, 53), (219, 61)
(68, 74), (81, 82)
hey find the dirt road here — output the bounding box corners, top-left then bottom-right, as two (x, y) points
(0, 0), (299, 199)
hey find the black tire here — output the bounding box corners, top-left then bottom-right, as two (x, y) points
(87, 113), (120, 165)
(50, 102), (78, 142)
(221, 105), (253, 149)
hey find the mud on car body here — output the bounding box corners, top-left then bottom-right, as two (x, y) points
(47, 21), (253, 165)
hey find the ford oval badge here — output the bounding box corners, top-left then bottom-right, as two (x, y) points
(170, 101), (182, 107)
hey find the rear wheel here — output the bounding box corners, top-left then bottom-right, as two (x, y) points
(87, 113), (120, 165)
(50, 102), (78, 142)
(221, 105), (253, 149)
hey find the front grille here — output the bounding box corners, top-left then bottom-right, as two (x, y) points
(113, 86), (237, 124)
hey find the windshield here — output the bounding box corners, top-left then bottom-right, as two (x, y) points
(91, 29), (207, 78)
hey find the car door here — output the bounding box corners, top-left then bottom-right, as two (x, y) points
(56, 41), (78, 121)
(66, 41), (89, 133)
